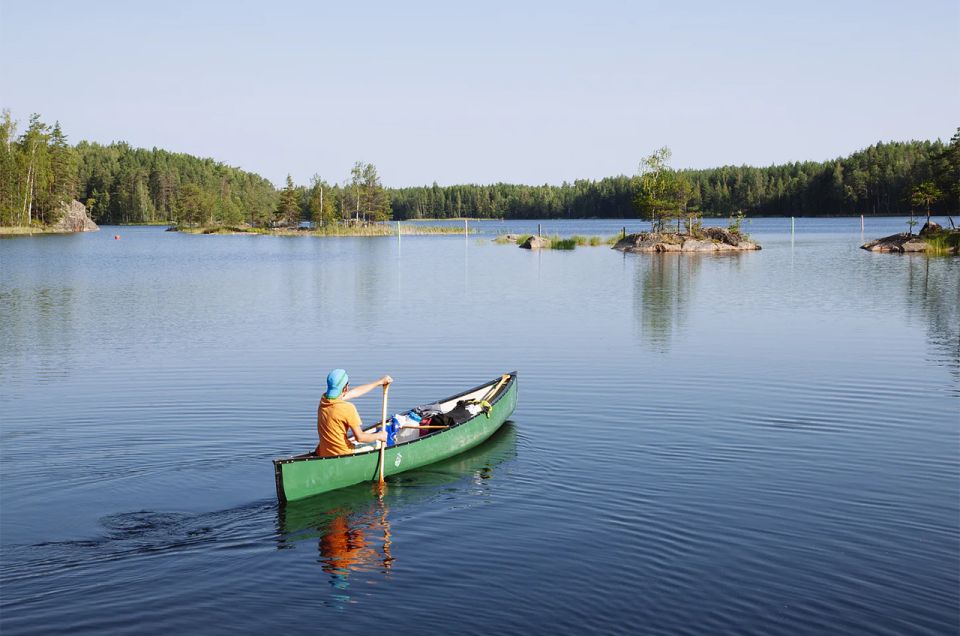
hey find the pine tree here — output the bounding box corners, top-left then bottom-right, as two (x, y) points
(275, 174), (300, 228)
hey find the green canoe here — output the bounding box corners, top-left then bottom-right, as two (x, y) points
(273, 372), (518, 502)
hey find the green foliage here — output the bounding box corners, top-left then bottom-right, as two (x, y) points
(390, 138), (958, 220)
(275, 174), (300, 227)
(348, 161), (391, 222)
(728, 210), (747, 235)
(2, 111), (956, 230)
(911, 180), (942, 227)
(307, 174), (338, 228)
(551, 238), (577, 250)
(922, 229), (960, 254)
(634, 147), (675, 231)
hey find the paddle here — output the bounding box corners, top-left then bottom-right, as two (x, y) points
(377, 382), (390, 485)
(400, 424), (450, 430)
(484, 374), (510, 401)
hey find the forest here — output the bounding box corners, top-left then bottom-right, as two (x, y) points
(1, 109), (957, 229)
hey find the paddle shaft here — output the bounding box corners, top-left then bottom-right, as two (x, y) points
(479, 374), (510, 404)
(378, 384), (389, 484)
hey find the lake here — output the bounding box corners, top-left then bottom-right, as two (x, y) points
(1, 217), (957, 634)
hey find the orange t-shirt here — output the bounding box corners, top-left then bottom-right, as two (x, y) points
(316, 396), (362, 457)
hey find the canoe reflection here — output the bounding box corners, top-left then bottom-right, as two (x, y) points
(276, 424), (517, 593)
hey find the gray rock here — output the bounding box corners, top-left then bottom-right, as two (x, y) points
(613, 229), (760, 253)
(919, 221), (942, 237)
(702, 226), (740, 246)
(901, 239), (929, 252)
(52, 200), (99, 233)
(681, 239), (717, 252)
(519, 235), (551, 250)
(862, 232), (925, 253)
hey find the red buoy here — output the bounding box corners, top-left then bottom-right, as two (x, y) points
(114, 235), (120, 240)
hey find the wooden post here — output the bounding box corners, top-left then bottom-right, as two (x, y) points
(622, 226), (626, 238)
(538, 223), (541, 237)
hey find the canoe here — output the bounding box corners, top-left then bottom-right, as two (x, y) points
(273, 372), (518, 502)
(277, 423), (518, 541)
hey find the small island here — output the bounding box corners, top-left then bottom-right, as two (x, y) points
(613, 226), (760, 253)
(861, 221), (960, 255)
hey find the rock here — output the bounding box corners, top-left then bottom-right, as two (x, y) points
(519, 235), (551, 250)
(919, 221), (942, 237)
(681, 239), (718, 252)
(52, 200), (98, 233)
(501, 234), (522, 242)
(702, 226), (739, 246)
(861, 232), (930, 253)
(613, 229), (760, 253)
(901, 239), (929, 252)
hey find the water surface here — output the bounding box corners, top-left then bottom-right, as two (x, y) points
(1, 217), (957, 634)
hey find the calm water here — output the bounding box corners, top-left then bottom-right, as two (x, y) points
(1, 218), (957, 635)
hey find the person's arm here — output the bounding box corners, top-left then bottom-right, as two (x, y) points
(342, 375), (392, 401)
(349, 420), (387, 444)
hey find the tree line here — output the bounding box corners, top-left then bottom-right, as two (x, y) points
(1, 110), (956, 229)
(392, 134), (958, 220)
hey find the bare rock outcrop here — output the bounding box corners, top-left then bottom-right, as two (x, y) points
(919, 221), (942, 237)
(862, 228), (959, 255)
(613, 229), (760, 253)
(862, 233), (928, 253)
(53, 200), (99, 232)
(519, 235), (551, 250)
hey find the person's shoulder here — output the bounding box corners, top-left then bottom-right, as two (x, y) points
(324, 397), (359, 412)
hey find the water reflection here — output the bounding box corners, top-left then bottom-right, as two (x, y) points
(0, 286), (77, 386)
(276, 424), (518, 603)
(352, 239), (395, 327)
(904, 256), (960, 382)
(632, 255), (703, 352)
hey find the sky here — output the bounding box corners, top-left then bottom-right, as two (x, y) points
(1, 0), (957, 187)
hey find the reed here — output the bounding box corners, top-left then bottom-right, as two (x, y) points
(179, 223), (471, 237)
(923, 230), (960, 254)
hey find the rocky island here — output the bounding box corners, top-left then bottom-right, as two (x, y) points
(861, 222), (959, 255)
(613, 227), (760, 253)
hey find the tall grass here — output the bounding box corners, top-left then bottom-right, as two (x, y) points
(180, 223), (470, 237)
(923, 230), (960, 254)
(494, 233), (615, 248)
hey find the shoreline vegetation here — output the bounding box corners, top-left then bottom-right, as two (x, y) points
(172, 222), (473, 236)
(1, 110), (957, 236)
(494, 233), (619, 249)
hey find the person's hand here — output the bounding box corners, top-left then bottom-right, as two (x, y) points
(381, 375), (393, 386)
(377, 430), (388, 442)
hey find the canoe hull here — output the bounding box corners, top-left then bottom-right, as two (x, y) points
(273, 373), (518, 502)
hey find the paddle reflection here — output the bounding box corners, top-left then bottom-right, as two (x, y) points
(276, 424), (518, 600)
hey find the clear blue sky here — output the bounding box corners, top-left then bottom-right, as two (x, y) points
(2, 0), (957, 187)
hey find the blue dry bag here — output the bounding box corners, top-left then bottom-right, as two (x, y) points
(386, 416), (400, 447)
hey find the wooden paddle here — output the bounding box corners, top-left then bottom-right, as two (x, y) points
(484, 374), (510, 401)
(378, 382), (390, 484)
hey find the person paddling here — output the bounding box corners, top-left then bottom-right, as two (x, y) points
(316, 369), (392, 457)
